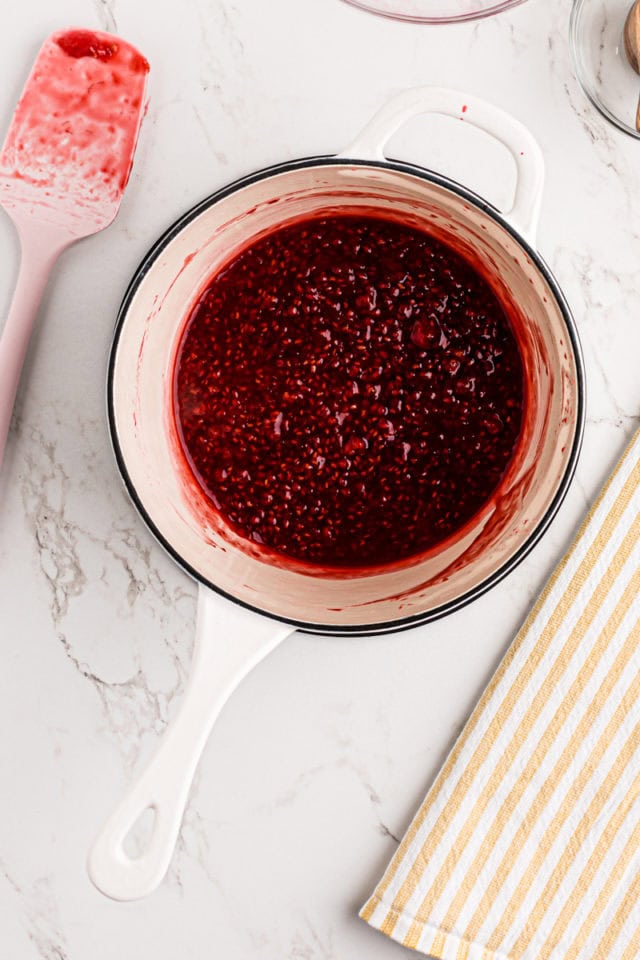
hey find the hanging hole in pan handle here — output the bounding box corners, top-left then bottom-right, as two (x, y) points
(337, 86), (544, 243)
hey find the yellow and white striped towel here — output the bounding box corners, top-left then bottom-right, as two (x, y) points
(362, 430), (640, 960)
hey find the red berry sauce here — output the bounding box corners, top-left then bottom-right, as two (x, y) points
(56, 30), (150, 72)
(57, 30), (119, 62)
(174, 214), (524, 568)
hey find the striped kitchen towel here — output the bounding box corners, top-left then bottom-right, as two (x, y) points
(361, 429), (640, 960)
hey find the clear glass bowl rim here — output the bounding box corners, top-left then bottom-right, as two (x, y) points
(341, 0), (529, 24)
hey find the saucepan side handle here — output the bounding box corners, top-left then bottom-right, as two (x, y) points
(337, 86), (544, 243)
(87, 586), (295, 901)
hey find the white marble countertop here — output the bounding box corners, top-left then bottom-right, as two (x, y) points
(1, 0), (639, 956)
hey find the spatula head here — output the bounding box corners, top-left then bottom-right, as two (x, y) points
(0, 29), (149, 238)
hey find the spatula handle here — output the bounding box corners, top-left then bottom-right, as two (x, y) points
(0, 227), (66, 469)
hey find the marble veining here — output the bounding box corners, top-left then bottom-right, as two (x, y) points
(1, 0), (640, 956)
(93, 0), (117, 35)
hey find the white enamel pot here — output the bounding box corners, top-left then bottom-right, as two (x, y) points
(88, 87), (585, 901)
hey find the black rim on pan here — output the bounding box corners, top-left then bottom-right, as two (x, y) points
(107, 156), (586, 637)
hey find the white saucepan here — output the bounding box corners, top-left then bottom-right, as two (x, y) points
(88, 87), (584, 900)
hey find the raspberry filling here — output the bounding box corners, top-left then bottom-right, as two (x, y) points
(56, 30), (120, 62)
(56, 30), (150, 73)
(173, 214), (524, 568)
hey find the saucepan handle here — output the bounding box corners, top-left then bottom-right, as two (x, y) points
(337, 86), (544, 243)
(87, 586), (295, 901)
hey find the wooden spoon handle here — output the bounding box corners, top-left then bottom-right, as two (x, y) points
(626, 1), (640, 68)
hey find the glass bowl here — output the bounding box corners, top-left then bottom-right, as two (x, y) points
(340, 0), (528, 23)
(570, 0), (640, 139)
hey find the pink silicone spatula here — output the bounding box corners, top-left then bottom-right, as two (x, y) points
(0, 28), (149, 468)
